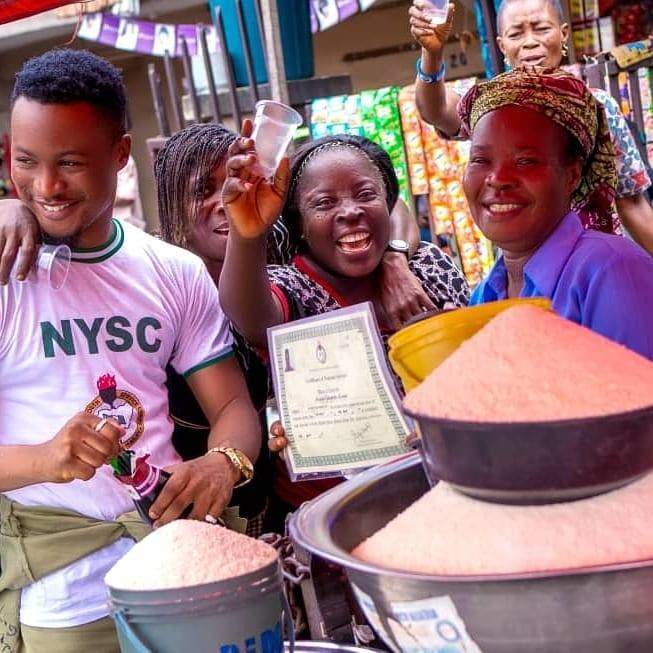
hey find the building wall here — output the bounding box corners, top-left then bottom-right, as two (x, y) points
(313, 1), (484, 92)
(0, 1), (484, 232)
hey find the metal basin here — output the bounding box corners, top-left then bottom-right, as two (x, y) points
(408, 404), (653, 504)
(289, 452), (653, 652)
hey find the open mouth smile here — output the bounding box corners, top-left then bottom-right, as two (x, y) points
(336, 231), (372, 253)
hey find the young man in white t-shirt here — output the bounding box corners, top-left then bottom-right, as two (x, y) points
(0, 49), (261, 652)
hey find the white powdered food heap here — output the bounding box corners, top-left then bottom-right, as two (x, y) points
(105, 520), (278, 590)
(353, 472), (653, 576)
(403, 305), (653, 422)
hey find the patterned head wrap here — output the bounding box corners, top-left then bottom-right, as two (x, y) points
(458, 68), (618, 233)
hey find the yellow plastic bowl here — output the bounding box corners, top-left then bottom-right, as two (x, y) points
(388, 298), (552, 392)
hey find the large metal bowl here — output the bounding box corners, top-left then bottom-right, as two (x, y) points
(406, 404), (653, 503)
(284, 644), (381, 652)
(289, 452), (653, 652)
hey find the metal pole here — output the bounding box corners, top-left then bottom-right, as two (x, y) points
(163, 52), (184, 132)
(214, 7), (243, 126)
(479, 0), (502, 77)
(254, 0), (267, 55)
(199, 25), (222, 123)
(259, 0), (289, 104)
(181, 37), (201, 124)
(236, 0), (260, 106)
(147, 63), (171, 136)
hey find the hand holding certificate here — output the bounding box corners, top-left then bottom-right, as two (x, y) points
(267, 303), (411, 481)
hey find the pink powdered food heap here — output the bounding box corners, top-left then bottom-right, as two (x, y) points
(105, 520), (277, 590)
(353, 472), (653, 575)
(403, 305), (653, 422)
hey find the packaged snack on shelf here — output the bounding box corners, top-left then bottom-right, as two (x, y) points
(611, 39), (653, 68)
(613, 7), (649, 47)
(398, 85), (429, 196)
(310, 87), (411, 204)
(431, 203), (454, 236)
(428, 177), (449, 205)
(618, 72), (632, 121)
(446, 179), (467, 213)
(452, 209), (483, 285)
(360, 87), (412, 204)
(569, 0), (583, 22)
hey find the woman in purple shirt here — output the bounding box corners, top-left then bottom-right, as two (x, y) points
(461, 68), (653, 360)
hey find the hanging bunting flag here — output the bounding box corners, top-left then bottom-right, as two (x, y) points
(76, 0), (379, 56)
(76, 13), (219, 57)
(310, 0), (379, 33)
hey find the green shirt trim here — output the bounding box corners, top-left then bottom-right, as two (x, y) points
(71, 220), (124, 263)
(182, 348), (235, 379)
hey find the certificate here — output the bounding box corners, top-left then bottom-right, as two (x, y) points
(267, 302), (411, 481)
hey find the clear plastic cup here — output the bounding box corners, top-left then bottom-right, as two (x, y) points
(251, 100), (303, 179)
(12, 243), (71, 290)
(422, 0), (449, 25)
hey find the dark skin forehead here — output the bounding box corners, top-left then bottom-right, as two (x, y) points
(498, 0), (561, 32)
(471, 104), (571, 165)
(297, 147), (385, 202)
(11, 97), (121, 152)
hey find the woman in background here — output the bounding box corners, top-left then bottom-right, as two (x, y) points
(409, 0), (653, 253)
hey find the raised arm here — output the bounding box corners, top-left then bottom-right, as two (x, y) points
(410, 1), (464, 136)
(380, 198), (437, 330)
(219, 121), (290, 348)
(389, 197), (420, 255)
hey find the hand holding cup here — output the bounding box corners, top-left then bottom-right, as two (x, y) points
(222, 119), (291, 240)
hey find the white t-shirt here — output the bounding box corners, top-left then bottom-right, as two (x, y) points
(0, 219), (233, 627)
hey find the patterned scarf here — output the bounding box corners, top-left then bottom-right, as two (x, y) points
(458, 68), (618, 234)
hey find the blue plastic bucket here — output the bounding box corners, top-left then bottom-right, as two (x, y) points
(107, 559), (293, 653)
(209, 0), (314, 86)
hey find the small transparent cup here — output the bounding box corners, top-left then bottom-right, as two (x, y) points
(12, 243), (71, 291)
(422, 0), (449, 25)
(251, 100), (303, 179)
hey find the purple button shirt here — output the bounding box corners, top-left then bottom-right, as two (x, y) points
(471, 212), (653, 360)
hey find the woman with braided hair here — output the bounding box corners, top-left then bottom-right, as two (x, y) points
(155, 123), (293, 279)
(153, 124), (441, 531)
(155, 123), (273, 535)
(220, 125), (469, 515)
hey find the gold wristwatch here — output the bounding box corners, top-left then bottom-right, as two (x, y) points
(208, 447), (254, 488)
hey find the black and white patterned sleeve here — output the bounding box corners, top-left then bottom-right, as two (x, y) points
(266, 219), (294, 265)
(408, 242), (470, 308)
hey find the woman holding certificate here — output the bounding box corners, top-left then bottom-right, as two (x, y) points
(220, 128), (469, 517)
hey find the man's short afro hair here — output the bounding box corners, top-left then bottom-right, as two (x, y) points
(11, 49), (128, 135)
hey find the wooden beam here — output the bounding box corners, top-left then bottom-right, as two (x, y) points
(258, 0), (289, 105)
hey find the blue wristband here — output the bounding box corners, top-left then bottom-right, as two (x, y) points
(416, 57), (446, 83)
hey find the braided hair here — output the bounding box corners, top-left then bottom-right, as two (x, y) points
(282, 134), (400, 256)
(154, 123), (237, 247)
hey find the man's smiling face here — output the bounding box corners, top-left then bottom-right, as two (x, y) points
(10, 98), (130, 247)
